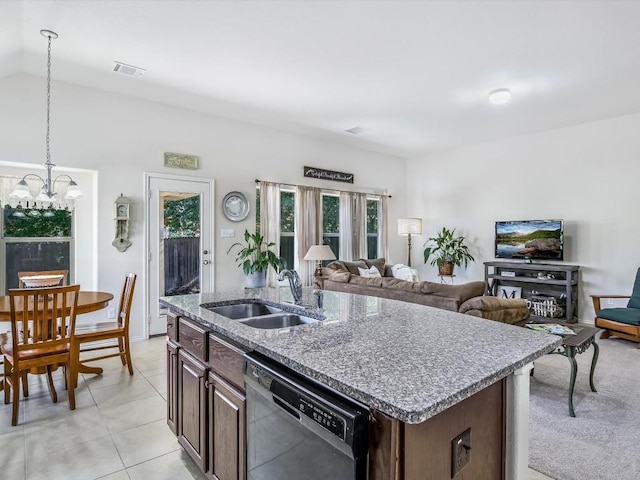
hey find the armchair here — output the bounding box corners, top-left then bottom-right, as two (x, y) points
(591, 268), (640, 347)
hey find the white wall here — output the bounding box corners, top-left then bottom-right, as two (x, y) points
(406, 113), (640, 321)
(0, 74), (407, 340)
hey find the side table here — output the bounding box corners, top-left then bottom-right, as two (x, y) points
(531, 324), (600, 417)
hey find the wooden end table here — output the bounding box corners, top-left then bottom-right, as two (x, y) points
(530, 323), (600, 417)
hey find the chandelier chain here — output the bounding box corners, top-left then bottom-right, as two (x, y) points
(46, 33), (52, 166)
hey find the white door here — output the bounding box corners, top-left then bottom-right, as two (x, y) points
(146, 174), (214, 336)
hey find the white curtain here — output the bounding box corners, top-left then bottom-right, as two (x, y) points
(339, 192), (367, 261)
(378, 195), (389, 260)
(294, 186), (322, 286)
(259, 181), (281, 287)
(353, 193), (368, 259)
(339, 192), (354, 261)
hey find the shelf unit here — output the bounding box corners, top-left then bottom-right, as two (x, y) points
(484, 261), (580, 323)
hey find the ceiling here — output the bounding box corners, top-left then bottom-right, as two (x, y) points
(3, 0), (640, 158)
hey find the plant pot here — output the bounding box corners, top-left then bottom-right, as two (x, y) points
(438, 262), (454, 276)
(245, 271), (267, 289)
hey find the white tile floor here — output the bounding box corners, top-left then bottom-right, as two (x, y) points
(1, 336), (552, 480)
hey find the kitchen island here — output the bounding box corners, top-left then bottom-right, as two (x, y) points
(161, 287), (560, 480)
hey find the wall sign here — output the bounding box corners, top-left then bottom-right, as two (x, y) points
(304, 166), (354, 184)
(164, 152), (199, 170)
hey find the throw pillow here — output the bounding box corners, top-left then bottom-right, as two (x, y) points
(358, 266), (382, 278)
(391, 264), (420, 282)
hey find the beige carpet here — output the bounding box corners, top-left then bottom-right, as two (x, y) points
(529, 336), (640, 480)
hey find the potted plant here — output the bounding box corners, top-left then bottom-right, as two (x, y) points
(227, 230), (285, 288)
(423, 227), (475, 276)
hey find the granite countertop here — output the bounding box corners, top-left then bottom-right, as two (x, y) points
(161, 287), (561, 424)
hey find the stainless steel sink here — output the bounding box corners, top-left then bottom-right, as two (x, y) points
(239, 313), (319, 329)
(205, 303), (283, 320)
(201, 301), (322, 329)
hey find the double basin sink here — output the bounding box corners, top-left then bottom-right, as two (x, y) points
(201, 301), (322, 330)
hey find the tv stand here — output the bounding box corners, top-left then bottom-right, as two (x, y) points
(484, 261), (580, 323)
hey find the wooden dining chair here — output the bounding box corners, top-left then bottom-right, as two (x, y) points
(18, 269), (69, 288)
(71, 273), (137, 386)
(2, 284), (80, 426)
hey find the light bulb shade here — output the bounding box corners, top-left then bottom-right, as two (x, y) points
(398, 218), (422, 235)
(35, 190), (55, 202)
(9, 180), (33, 200)
(303, 245), (337, 261)
(64, 182), (84, 199)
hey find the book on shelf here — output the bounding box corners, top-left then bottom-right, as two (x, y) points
(525, 323), (576, 335)
(501, 271), (516, 277)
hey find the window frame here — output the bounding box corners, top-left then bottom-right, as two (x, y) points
(0, 209), (75, 293)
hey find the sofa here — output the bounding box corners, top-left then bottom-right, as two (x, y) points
(319, 258), (529, 325)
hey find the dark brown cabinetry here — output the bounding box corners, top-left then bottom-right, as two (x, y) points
(178, 349), (208, 470)
(167, 313), (246, 480)
(208, 372), (245, 480)
(167, 340), (179, 434)
(484, 261), (580, 322)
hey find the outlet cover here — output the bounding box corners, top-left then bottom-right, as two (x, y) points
(108, 308), (116, 319)
(451, 427), (471, 477)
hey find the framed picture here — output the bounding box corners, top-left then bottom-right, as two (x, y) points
(499, 286), (522, 299)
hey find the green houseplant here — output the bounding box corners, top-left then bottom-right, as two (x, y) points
(423, 227), (475, 276)
(227, 230), (285, 288)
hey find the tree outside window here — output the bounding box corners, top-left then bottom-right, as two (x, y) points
(2, 205), (73, 293)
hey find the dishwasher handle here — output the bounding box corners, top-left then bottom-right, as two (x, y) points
(273, 396), (301, 420)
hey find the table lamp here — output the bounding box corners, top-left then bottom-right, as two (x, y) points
(304, 245), (337, 277)
(398, 218), (422, 267)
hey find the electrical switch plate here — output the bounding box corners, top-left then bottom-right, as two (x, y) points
(108, 308), (116, 319)
(221, 228), (235, 238)
(451, 427), (471, 477)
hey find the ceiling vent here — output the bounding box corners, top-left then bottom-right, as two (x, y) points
(113, 61), (146, 78)
(345, 126), (372, 134)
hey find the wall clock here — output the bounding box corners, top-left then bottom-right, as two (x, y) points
(222, 191), (250, 221)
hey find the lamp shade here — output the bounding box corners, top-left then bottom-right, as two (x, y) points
(398, 218), (423, 235)
(303, 245), (337, 261)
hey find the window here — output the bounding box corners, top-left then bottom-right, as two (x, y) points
(280, 190), (295, 269)
(256, 188), (295, 270)
(255, 184), (384, 266)
(1, 205), (74, 293)
(367, 198), (379, 259)
(322, 194), (339, 261)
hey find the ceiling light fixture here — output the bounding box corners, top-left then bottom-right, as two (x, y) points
(10, 29), (83, 203)
(488, 88), (511, 105)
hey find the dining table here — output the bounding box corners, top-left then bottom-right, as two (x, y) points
(0, 290), (115, 379)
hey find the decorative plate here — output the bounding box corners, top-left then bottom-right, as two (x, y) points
(222, 191), (250, 221)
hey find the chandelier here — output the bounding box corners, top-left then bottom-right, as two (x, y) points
(10, 29), (83, 203)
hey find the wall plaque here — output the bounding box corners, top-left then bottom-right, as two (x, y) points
(164, 152), (199, 170)
(304, 166), (354, 184)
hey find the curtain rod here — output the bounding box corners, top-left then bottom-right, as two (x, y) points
(254, 179), (391, 198)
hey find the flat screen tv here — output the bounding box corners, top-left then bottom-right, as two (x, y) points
(495, 219), (564, 260)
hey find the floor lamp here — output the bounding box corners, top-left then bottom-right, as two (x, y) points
(398, 218), (423, 267)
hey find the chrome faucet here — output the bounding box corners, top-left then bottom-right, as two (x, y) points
(277, 269), (303, 305)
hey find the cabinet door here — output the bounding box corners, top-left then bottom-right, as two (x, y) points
(167, 341), (179, 434)
(178, 349), (208, 471)
(208, 372), (246, 480)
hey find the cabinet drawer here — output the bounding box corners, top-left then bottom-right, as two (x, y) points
(167, 312), (178, 341)
(178, 318), (208, 362)
(208, 334), (245, 391)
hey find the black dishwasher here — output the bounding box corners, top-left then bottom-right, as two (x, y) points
(244, 352), (369, 480)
